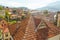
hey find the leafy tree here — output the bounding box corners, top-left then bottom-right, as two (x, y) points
(0, 15), (5, 19)
(0, 6), (3, 10)
(5, 10), (10, 22)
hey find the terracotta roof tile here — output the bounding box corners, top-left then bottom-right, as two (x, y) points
(8, 23), (18, 35)
(36, 19), (60, 40)
(32, 16), (60, 40)
(8, 15), (30, 40)
(8, 15), (60, 40)
(33, 17), (41, 27)
(22, 16), (37, 40)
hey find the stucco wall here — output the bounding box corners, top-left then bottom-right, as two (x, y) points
(48, 34), (60, 40)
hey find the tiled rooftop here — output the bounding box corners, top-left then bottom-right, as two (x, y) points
(23, 16), (37, 40)
(35, 18), (60, 40)
(33, 17), (41, 27)
(8, 15), (30, 40)
(8, 15), (60, 40)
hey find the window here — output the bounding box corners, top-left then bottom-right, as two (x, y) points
(40, 23), (45, 26)
(40, 24), (45, 26)
(6, 34), (8, 37)
(10, 38), (11, 40)
(5, 39), (8, 40)
(0, 39), (2, 40)
(39, 22), (46, 29)
(5, 33), (8, 37)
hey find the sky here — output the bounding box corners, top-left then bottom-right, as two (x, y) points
(0, 0), (60, 9)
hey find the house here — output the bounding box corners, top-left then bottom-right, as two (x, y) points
(8, 15), (60, 40)
(57, 11), (60, 27)
(0, 25), (3, 40)
(0, 19), (13, 40)
(16, 9), (23, 16)
(8, 15), (30, 40)
(10, 14), (17, 20)
(33, 16), (60, 40)
(0, 10), (5, 16)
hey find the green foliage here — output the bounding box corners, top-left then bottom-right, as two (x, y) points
(5, 11), (10, 16)
(8, 20), (16, 24)
(0, 15), (5, 19)
(0, 6), (3, 10)
(0, 30), (2, 37)
(5, 11), (17, 24)
(5, 11), (10, 22)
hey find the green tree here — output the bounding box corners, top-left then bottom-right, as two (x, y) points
(0, 6), (3, 10)
(0, 15), (5, 19)
(5, 11), (10, 22)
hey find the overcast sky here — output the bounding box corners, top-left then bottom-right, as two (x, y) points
(0, 0), (60, 9)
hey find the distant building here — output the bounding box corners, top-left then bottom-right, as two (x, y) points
(0, 10), (5, 16)
(8, 16), (30, 40)
(57, 11), (60, 27)
(33, 17), (60, 40)
(8, 15), (60, 40)
(10, 14), (17, 20)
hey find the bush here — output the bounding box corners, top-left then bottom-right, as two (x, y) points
(9, 20), (16, 24)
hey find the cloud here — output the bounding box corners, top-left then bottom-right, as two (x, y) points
(26, 3), (47, 9)
(26, 0), (58, 9)
(0, 0), (59, 9)
(0, 0), (26, 7)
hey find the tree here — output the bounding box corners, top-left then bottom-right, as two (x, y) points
(5, 10), (10, 22)
(0, 15), (5, 19)
(0, 6), (3, 10)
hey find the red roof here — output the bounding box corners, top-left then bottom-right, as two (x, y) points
(8, 15), (30, 40)
(8, 15), (60, 40)
(33, 17), (41, 27)
(36, 19), (60, 40)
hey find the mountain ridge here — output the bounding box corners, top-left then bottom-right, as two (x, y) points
(37, 1), (60, 11)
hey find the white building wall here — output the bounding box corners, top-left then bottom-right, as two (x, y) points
(48, 34), (60, 40)
(0, 10), (5, 16)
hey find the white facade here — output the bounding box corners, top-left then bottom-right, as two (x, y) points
(57, 13), (60, 27)
(0, 10), (5, 16)
(48, 34), (60, 40)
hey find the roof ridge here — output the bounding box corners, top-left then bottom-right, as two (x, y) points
(22, 16), (37, 40)
(12, 16), (30, 37)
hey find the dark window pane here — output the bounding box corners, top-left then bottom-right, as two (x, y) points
(5, 39), (8, 40)
(10, 38), (11, 40)
(0, 39), (2, 40)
